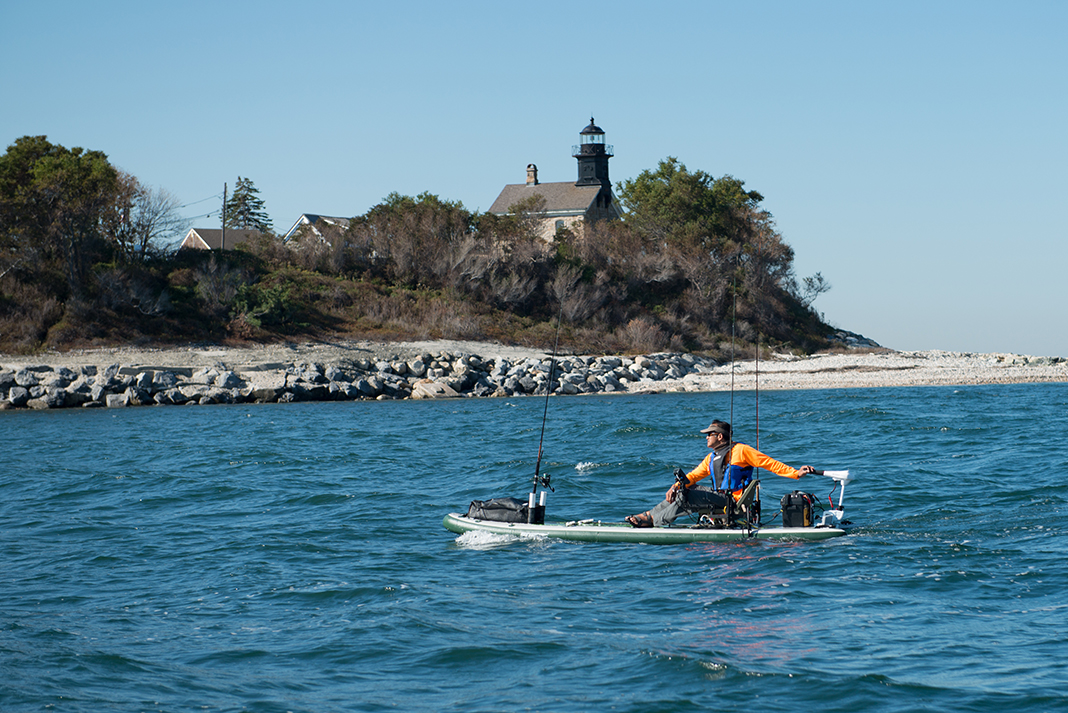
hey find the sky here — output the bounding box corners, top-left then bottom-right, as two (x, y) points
(3, 1), (1066, 357)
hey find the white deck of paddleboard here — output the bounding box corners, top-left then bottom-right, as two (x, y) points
(443, 513), (846, 544)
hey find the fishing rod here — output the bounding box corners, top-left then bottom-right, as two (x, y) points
(528, 300), (563, 522)
(755, 331), (760, 450)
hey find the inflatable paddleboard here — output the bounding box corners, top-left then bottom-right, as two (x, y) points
(443, 512), (846, 544)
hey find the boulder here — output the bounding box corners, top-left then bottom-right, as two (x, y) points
(290, 380), (329, 401)
(215, 371), (243, 389)
(125, 387), (153, 406)
(411, 380), (460, 399)
(7, 386), (29, 407)
(557, 380), (579, 395)
(246, 372), (287, 402)
(324, 365), (350, 382)
(28, 388), (65, 409)
(90, 383), (109, 403)
(406, 359), (427, 378)
(355, 376), (384, 397)
(189, 368), (219, 385)
(153, 371), (179, 390)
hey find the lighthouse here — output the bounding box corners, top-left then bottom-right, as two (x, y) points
(573, 118), (613, 188)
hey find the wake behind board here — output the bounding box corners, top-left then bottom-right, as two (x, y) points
(443, 512), (846, 544)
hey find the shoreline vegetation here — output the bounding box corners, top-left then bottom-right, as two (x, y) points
(4, 136), (1066, 409)
(2, 338), (1065, 411)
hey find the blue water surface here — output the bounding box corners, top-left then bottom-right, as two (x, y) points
(2, 384), (1067, 712)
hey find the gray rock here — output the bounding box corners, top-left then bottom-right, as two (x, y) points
(106, 393), (129, 408)
(354, 375), (380, 399)
(339, 383), (362, 399)
(189, 368), (219, 385)
(63, 387), (91, 406)
(290, 380), (328, 400)
(215, 371), (243, 389)
(90, 383), (109, 402)
(324, 365), (350, 382)
(15, 369), (39, 387)
(126, 387), (152, 406)
(7, 386), (29, 407)
(153, 371), (179, 390)
(558, 380), (579, 395)
(300, 363), (327, 383)
(411, 381), (460, 399)
(163, 388), (190, 404)
(178, 384), (210, 401)
(246, 372), (287, 402)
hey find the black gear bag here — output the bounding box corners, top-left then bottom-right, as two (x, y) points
(466, 497), (545, 525)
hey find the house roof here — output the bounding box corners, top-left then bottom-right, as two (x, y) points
(283, 214), (351, 241)
(488, 182), (606, 217)
(179, 228), (263, 250)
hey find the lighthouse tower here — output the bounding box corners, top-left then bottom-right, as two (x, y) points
(573, 118), (613, 188)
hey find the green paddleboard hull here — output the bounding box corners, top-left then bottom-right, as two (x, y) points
(443, 513), (846, 544)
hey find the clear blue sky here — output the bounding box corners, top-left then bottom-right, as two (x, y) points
(4, 1), (1066, 356)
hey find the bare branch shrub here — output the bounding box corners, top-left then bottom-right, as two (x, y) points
(617, 317), (668, 354)
(551, 264), (608, 324)
(194, 256), (250, 316)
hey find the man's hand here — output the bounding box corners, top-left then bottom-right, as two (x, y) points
(665, 482), (682, 501)
(798, 465), (815, 477)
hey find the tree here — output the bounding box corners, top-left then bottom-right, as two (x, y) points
(224, 176), (272, 232)
(795, 271), (832, 309)
(107, 172), (188, 260)
(0, 135), (119, 294)
(347, 191), (474, 286)
(615, 157), (798, 333)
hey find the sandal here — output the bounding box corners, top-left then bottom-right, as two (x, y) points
(625, 512), (653, 528)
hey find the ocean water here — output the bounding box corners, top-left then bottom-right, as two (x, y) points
(2, 383), (1067, 712)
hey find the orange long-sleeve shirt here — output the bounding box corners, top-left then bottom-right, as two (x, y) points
(673, 442), (801, 500)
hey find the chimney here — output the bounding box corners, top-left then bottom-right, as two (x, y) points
(526, 163), (539, 185)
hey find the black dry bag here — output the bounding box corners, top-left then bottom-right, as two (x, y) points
(467, 497), (545, 524)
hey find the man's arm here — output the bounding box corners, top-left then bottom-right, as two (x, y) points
(734, 443), (811, 479)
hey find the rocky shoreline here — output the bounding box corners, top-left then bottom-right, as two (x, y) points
(2, 339), (1066, 411)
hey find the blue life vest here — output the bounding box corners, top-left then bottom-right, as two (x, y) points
(715, 444), (754, 491)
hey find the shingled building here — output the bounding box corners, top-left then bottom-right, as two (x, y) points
(488, 118), (622, 241)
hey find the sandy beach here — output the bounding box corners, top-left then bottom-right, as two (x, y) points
(3, 339), (1066, 393)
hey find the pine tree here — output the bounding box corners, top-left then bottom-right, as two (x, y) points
(224, 176), (273, 232)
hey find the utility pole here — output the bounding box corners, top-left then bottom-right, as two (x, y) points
(221, 183), (227, 251)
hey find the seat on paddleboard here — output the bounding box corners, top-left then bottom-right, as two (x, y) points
(734, 480), (760, 526)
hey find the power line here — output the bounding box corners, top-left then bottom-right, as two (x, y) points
(178, 193), (223, 209)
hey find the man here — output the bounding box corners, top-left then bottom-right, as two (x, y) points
(625, 420), (814, 527)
